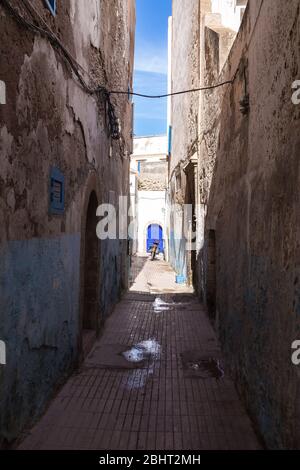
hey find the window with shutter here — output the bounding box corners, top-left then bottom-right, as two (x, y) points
(50, 167), (65, 215)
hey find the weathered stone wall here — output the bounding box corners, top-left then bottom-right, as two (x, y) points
(200, 0), (300, 448)
(170, 0), (200, 174)
(0, 0), (135, 445)
(138, 161), (168, 191)
(168, 0), (201, 279)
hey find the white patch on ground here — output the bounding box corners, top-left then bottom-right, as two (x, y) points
(122, 339), (161, 389)
(122, 339), (161, 363)
(153, 297), (173, 312)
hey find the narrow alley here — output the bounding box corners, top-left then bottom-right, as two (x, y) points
(19, 258), (260, 451)
(1, 0), (300, 457)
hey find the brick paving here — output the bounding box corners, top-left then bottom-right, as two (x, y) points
(19, 257), (261, 450)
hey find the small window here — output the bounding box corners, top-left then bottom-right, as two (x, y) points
(45, 0), (56, 16)
(50, 167), (64, 214)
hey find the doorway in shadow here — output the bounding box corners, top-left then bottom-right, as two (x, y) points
(82, 191), (100, 356)
(185, 166), (196, 287)
(206, 229), (217, 319)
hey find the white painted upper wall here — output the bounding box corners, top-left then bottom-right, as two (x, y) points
(70, 0), (101, 68)
(211, 0), (247, 32)
(132, 135), (168, 157)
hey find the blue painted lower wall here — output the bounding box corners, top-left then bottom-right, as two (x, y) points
(169, 229), (187, 280)
(0, 234), (81, 444)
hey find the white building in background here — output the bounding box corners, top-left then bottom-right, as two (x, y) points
(210, 0), (247, 32)
(129, 166), (138, 255)
(131, 136), (168, 256)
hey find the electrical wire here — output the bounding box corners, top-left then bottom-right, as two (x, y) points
(1, 0), (241, 138)
(2, 0), (239, 97)
(110, 78), (236, 99)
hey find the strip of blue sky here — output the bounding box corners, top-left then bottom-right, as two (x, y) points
(134, 0), (172, 137)
(134, 71), (167, 136)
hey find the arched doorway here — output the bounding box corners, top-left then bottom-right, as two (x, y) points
(146, 224), (164, 253)
(83, 191), (99, 335)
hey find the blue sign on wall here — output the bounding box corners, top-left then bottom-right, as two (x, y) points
(50, 167), (65, 215)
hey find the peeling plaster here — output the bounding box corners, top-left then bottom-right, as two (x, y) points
(0, 0), (135, 446)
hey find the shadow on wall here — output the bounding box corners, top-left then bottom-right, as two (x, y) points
(129, 255), (148, 288)
(81, 191), (100, 358)
(0, 235), (81, 448)
(83, 191), (100, 332)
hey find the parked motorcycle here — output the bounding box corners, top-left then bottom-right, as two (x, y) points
(150, 241), (159, 261)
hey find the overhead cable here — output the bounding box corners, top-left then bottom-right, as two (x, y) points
(1, 0), (241, 139)
(110, 78), (236, 99)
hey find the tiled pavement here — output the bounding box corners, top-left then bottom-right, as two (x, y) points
(19, 257), (261, 450)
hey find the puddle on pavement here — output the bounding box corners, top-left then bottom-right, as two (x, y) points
(152, 296), (200, 313)
(187, 358), (224, 379)
(153, 297), (174, 312)
(122, 339), (161, 389)
(181, 351), (224, 380)
(125, 365), (155, 390)
(122, 339), (161, 363)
